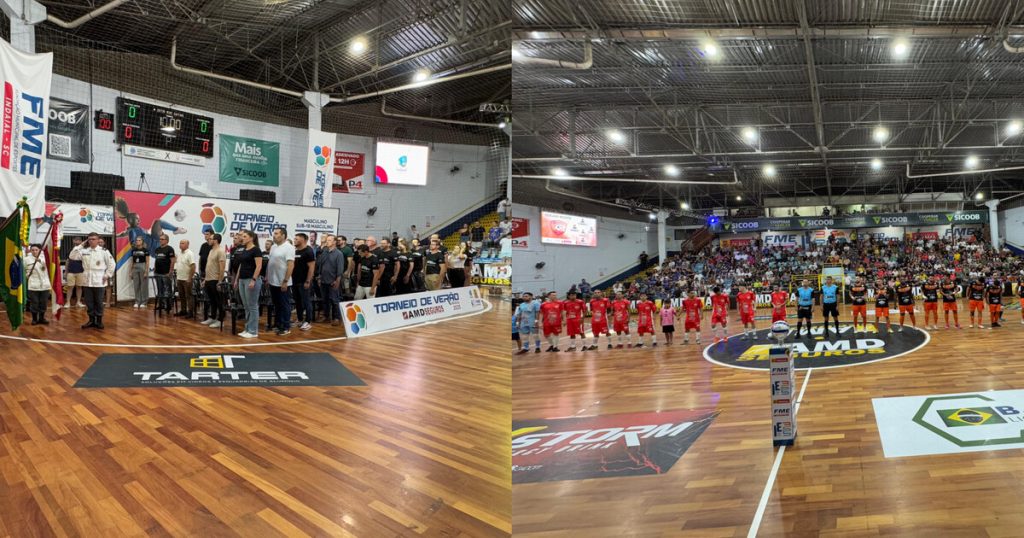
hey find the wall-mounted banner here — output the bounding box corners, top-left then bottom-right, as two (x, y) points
(124, 144), (205, 166)
(340, 286), (486, 338)
(761, 231), (804, 248)
(873, 390), (1024, 458)
(218, 134), (279, 186)
(712, 210), (988, 232)
(74, 353), (365, 388)
(37, 202), (112, 236)
(475, 262), (510, 286)
(0, 37), (53, 217)
(47, 97), (89, 163)
(512, 408), (719, 483)
(511, 217), (529, 249)
(332, 151), (365, 194)
(112, 190), (339, 301)
(302, 129), (335, 207)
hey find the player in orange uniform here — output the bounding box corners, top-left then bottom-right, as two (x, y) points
(848, 277), (868, 334)
(635, 293), (657, 348)
(611, 292), (633, 348)
(562, 290), (586, 352)
(588, 289), (612, 350)
(967, 277), (986, 328)
(736, 285), (757, 339)
(681, 290), (704, 345)
(987, 275), (1004, 328)
(921, 276), (939, 330)
(940, 275), (961, 329)
(540, 291), (564, 352)
(709, 286), (730, 344)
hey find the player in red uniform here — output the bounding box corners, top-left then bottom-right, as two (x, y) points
(681, 290), (703, 344)
(736, 285), (757, 339)
(709, 286), (729, 344)
(540, 291), (564, 352)
(611, 292), (633, 348)
(588, 290), (612, 350)
(770, 284), (789, 325)
(634, 293), (657, 348)
(562, 290), (586, 352)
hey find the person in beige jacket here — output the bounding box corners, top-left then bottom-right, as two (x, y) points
(24, 244), (51, 325)
(80, 233), (115, 329)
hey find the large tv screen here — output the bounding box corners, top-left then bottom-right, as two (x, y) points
(541, 211), (597, 247)
(374, 141), (430, 185)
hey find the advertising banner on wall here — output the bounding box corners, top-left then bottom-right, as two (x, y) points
(301, 129), (335, 207)
(0, 37), (53, 217)
(36, 202), (113, 236)
(712, 210), (988, 232)
(112, 190), (339, 300)
(475, 262), (511, 286)
(761, 231), (804, 248)
(511, 217), (529, 249)
(340, 286), (486, 338)
(47, 97), (89, 163)
(218, 134), (279, 186)
(332, 151), (365, 194)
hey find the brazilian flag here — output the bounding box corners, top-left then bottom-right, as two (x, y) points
(0, 205), (25, 330)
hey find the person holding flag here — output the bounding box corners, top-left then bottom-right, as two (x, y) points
(0, 198), (30, 330)
(46, 212), (66, 321)
(24, 243), (50, 324)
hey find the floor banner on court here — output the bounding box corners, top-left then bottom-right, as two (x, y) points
(341, 286), (486, 338)
(74, 353), (365, 388)
(873, 390), (1024, 457)
(512, 408), (719, 483)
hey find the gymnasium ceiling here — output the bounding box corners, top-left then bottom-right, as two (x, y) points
(512, 0), (1024, 212)
(34, 0), (511, 129)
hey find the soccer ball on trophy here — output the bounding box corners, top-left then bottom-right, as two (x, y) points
(771, 320), (790, 342)
(173, 208), (187, 222)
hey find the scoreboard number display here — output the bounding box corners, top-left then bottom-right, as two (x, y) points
(116, 97), (214, 157)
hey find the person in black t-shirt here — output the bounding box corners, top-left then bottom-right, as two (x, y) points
(153, 234), (176, 312)
(354, 244), (382, 300)
(922, 276), (939, 330)
(376, 239), (400, 298)
(396, 243), (414, 295)
(968, 278), (987, 328)
(409, 239), (426, 292)
(198, 230), (213, 319)
(129, 237), (150, 308)
(232, 230), (263, 338)
(1018, 274), (1024, 325)
(424, 239), (447, 291)
(260, 239), (272, 280)
(848, 277), (868, 334)
(940, 275), (961, 329)
(895, 281), (916, 331)
(987, 274), (1004, 328)
(292, 233), (316, 331)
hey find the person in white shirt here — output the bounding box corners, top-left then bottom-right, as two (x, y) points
(497, 198), (509, 220)
(80, 233), (115, 329)
(267, 227), (296, 336)
(174, 240), (196, 317)
(65, 237), (86, 308)
(24, 244), (51, 325)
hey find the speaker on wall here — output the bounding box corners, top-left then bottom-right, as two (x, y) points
(239, 189), (276, 203)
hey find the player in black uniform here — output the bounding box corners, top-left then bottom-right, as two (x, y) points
(940, 274), (961, 329)
(849, 277), (869, 334)
(895, 280), (916, 332)
(921, 276), (940, 330)
(395, 245), (413, 295)
(967, 277), (987, 329)
(408, 239), (426, 292)
(1018, 275), (1024, 325)
(986, 274), (1003, 328)
(874, 280), (892, 334)
(375, 239), (400, 298)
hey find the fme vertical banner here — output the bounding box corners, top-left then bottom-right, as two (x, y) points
(0, 37), (53, 217)
(302, 129), (336, 208)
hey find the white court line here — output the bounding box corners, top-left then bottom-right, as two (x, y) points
(0, 299), (493, 349)
(747, 367), (812, 538)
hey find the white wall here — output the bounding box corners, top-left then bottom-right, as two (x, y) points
(48, 74), (495, 239)
(512, 204), (656, 294)
(1002, 206), (1024, 249)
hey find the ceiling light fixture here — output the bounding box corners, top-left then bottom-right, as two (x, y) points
(763, 164), (776, 177)
(871, 158), (882, 171)
(872, 126), (889, 143)
(664, 164), (680, 176)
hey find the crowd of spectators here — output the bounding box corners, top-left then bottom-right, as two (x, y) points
(572, 231), (1022, 301)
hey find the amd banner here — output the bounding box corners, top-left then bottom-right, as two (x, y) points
(341, 286), (487, 338)
(47, 97), (89, 163)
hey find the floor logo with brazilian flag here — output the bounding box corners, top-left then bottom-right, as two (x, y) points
(0, 200), (28, 330)
(873, 390), (1024, 457)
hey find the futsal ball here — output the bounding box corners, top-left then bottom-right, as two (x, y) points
(173, 209), (187, 222)
(771, 320), (790, 337)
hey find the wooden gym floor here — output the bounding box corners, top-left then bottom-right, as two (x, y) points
(0, 300), (510, 537)
(513, 301), (1024, 537)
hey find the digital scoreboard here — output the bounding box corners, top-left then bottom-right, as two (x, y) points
(115, 97), (214, 157)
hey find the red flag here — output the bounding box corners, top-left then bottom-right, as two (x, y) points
(49, 212), (64, 320)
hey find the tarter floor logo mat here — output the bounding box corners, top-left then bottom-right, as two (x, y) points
(74, 353), (366, 388)
(512, 409), (718, 483)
